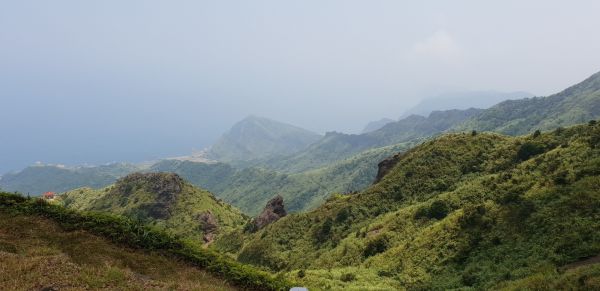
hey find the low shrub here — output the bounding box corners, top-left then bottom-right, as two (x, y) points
(415, 200), (449, 220)
(363, 235), (389, 258)
(297, 269), (306, 278)
(340, 273), (356, 282)
(516, 141), (546, 161)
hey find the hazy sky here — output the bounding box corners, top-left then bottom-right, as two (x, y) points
(2, 1), (600, 173)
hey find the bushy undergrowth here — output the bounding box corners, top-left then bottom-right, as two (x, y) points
(0, 192), (292, 291)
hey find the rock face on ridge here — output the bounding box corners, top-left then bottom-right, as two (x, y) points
(373, 153), (404, 184)
(253, 195), (287, 230)
(198, 211), (219, 244)
(116, 172), (183, 201)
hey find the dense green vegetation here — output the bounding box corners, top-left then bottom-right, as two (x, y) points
(208, 115), (322, 162)
(235, 122), (600, 289)
(0, 192), (292, 290)
(60, 173), (247, 242)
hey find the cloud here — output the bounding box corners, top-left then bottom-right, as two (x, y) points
(410, 30), (462, 64)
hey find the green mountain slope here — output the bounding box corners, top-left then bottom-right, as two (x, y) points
(150, 141), (415, 215)
(236, 122), (600, 290)
(208, 115), (322, 162)
(0, 163), (140, 195)
(60, 172), (247, 242)
(456, 71), (600, 135)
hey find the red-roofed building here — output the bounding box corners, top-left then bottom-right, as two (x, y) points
(43, 192), (55, 199)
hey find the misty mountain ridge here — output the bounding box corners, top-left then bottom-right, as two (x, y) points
(456, 70), (600, 135)
(361, 118), (395, 133)
(401, 90), (534, 118)
(258, 108), (484, 173)
(252, 72), (598, 173)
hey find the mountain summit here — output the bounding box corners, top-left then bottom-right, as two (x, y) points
(208, 116), (322, 162)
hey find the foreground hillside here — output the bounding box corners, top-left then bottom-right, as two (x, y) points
(236, 122), (600, 289)
(60, 173), (247, 243)
(0, 193), (291, 290)
(0, 212), (236, 290)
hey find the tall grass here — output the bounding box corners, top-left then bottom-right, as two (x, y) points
(0, 192), (292, 291)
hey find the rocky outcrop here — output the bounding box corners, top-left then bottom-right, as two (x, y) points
(373, 153), (404, 184)
(113, 172), (184, 219)
(253, 195), (287, 230)
(116, 172), (183, 199)
(198, 211), (219, 244)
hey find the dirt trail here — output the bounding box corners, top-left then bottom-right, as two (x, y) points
(562, 254), (600, 270)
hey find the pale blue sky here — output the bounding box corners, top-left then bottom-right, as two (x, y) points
(1, 1), (600, 173)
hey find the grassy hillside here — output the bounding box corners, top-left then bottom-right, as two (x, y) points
(0, 192), (292, 290)
(209, 115), (322, 162)
(0, 212), (235, 290)
(60, 172), (247, 242)
(235, 122), (600, 290)
(149, 141), (415, 215)
(0, 163), (141, 195)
